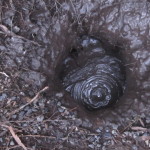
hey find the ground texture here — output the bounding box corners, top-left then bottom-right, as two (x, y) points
(0, 0), (150, 150)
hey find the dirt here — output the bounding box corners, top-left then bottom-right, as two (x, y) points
(0, 0), (150, 150)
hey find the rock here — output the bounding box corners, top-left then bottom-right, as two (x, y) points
(88, 144), (94, 149)
(37, 115), (44, 122)
(10, 140), (15, 146)
(0, 93), (7, 101)
(56, 93), (63, 98)
(96, 128), (102, 133)
(57, 101), (61, 106)
(0, 138), (3, 142)
(75, 119), (82, 126)
(103, 132), (112, 140)
(112, 130), (117, 135)
(12, 115), (17, 119)
(58, 107), (65, 113)
(82, 119), (92, 128)
(13, 26), (20, 33)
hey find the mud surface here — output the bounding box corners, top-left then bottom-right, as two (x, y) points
(0, 0), (150, 149)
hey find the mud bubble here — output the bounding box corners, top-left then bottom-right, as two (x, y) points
(61, 36), (126, 110)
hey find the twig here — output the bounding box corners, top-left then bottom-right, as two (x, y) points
(124, 62), (137, 66)
(1, 118), (74, 124)
(120, 116), (141, 133)
(7, 86), (49, 117)
(0, 72), (9, 78)
(11, 134), (56, 139)
(141, 135), (150, 141)
(69, 0), (81, 24)
(7, 145), (21, 150)
(0, 24), (14, 36)
(131, 126), (148, 132)
(0, 145), (20, 150)
(68, 107), (77, 112)
(0, 124), (27, 150)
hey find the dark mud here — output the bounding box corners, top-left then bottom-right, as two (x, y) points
(0, 0), (150, 149)
(62, 36), (126, 110)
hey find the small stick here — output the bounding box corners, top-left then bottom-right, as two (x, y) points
(10, 134), (56, 139)
(1, 124), (27, 150)
(0, 72), (9, 78)
(120, 116), (141, 133)
(131, 126), (148, 132)
(7, 86), (49, 117)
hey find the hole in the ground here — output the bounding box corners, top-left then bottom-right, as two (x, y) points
(60, 36), (126, 110)
(70, 48), (79, 58)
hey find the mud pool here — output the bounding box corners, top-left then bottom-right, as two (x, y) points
(0, 0), (150, 149)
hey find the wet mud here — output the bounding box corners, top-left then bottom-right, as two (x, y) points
(0, 0), (150, 149)
(62, 36), (126, 110)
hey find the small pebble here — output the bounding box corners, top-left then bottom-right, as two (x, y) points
(19, 92), (25, 96)
(37, 115), (44, 122)
(88, 144), (94, 149)
(10, 140), (15, 146)
(0, 93), (7, 101)
(56, 93), (63, 98)
(132, 145), (138, 150)
(57, 101), (61, 106)
(96, 128), (102, 133)
(146, 117), (150, 123)
(33, 129), (38, 134)
(13, 26), (20, 33)
(18, 111), (25, 120)
(23, 123), (28, 127)
(111, 123), (118, 130)
(103, 132), (112, 140)
(69, 138), (75, 145)
(145, 140), (149, 146)
(58, 107), (65, 113)
(75, 119), (82, 126)
(97, 144), (101, 148)
(82, 119), (92, 128)
(12, 115), (17, 119)
(112, 130), (117, 135)
(11, 96), (16, 100)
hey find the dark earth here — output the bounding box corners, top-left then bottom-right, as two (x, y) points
(62, 36), (126, 110)
(0, 0), (150, 149)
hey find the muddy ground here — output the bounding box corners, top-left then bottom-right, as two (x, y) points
(0, 0), (150, 149)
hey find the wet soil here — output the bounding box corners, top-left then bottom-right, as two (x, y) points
(0, 0), (150, 149)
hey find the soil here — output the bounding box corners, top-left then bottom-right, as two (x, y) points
(0, 0), (150, 150)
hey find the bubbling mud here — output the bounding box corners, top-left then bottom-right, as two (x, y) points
(62, 36), (126, 110)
